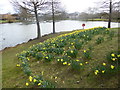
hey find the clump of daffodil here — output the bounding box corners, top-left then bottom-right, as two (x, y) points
(102, 63), (106, 66)
(63, 62), (67, 65)
(94, 70), (99, 75)
(29, 76), (33, 82)
(85, 62), (88, 64)
(111, 65), (115, 69)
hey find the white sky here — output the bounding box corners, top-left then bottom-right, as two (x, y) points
(0, 0), (118, 14)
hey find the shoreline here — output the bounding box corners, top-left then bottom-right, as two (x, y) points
(1, 27), (119, 52)
(0, 31), (71, 52)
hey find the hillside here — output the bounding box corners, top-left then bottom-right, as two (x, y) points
(2, 27), (119, 88)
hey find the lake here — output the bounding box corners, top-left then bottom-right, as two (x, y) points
(0, 20), (119, 50)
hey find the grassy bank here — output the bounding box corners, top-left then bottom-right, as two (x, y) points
(82, 19), (120, 22)
(0, 20), (20, 24)
(2, 27), (119, 88)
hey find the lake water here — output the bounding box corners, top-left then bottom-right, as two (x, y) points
(0, 20), (119, 50)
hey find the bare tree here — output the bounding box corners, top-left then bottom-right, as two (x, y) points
(11, 0), (49, 39)
(47, 0), (64, 34)
(97, 0), (119, 28)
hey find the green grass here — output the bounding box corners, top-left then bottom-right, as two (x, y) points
(0, 20), (20, 24)
(2, 28), (119, 88)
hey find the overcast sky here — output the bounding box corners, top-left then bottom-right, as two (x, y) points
(0, 0), (118, 14)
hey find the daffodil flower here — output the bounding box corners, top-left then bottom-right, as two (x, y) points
(38, 83), (41, 86)
(57, 59), (60, 61)
(117, 54), (120, 57)
(112, 58), (116, 61)
(76, 60), (79, 62)
(95, 70), (99, 73)
(71, 50), (73, 53)
(29, 76), (32, 82)
(16, 63), (20, 67)
(111, 54), (115, 57)
(84, 50), (86, 53)
(63, 62), (67, 65)
(26, 82), (29, 86)
(94, 72), (98, 75)
(102, 63), (106, 66)
(33, 79), (37, 82)
(111, 65), (115, 69)
(80, 63), (83, 66)
(68, 63), (71, 66)
(85, 62), (88, 64)
(55, 77), (57, 79)
(102, 70), (105, 73)
(61, 59), (63, 62)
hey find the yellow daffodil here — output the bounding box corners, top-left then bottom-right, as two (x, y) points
(117, 54), (120, 57)
(71, 43), (74, 45)
(76, 60), (79, 62)
(80, 63), (83, 66)
(111, 54), (115, 57)
(111, 65), (115, 69)
(102, 70), (105, 73)
(29, 76), (33, 82)
(94, 72), (98, 75)
(85, 62), (88, 64)
(71, 50), (73, 53)
(16, 64), (20, 67)
(46, 57), (48, 59)
(33, 79), (37, 82)
(57, 59), (60, 61)
(63, 62), (67, 65)
(112, 58), (116, 61)
(102, 63), (106, 66)
(95, 70), (99, 73)
(38, 83), (41, 86)
(55, 77), (57, 79)
(68, 63), (71, 66)
(26, 82), (29, 86)
(61, 59), (63, 62)
(84, 50), (86, 53)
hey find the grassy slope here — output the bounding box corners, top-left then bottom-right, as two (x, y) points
(2, 31), (70, 88)
(2, 28), (119, 88)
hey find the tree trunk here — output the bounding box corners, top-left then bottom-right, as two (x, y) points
(52, 0), (55, 34)
(108, 0), (112, 28)
(34, 5), (41, 38)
